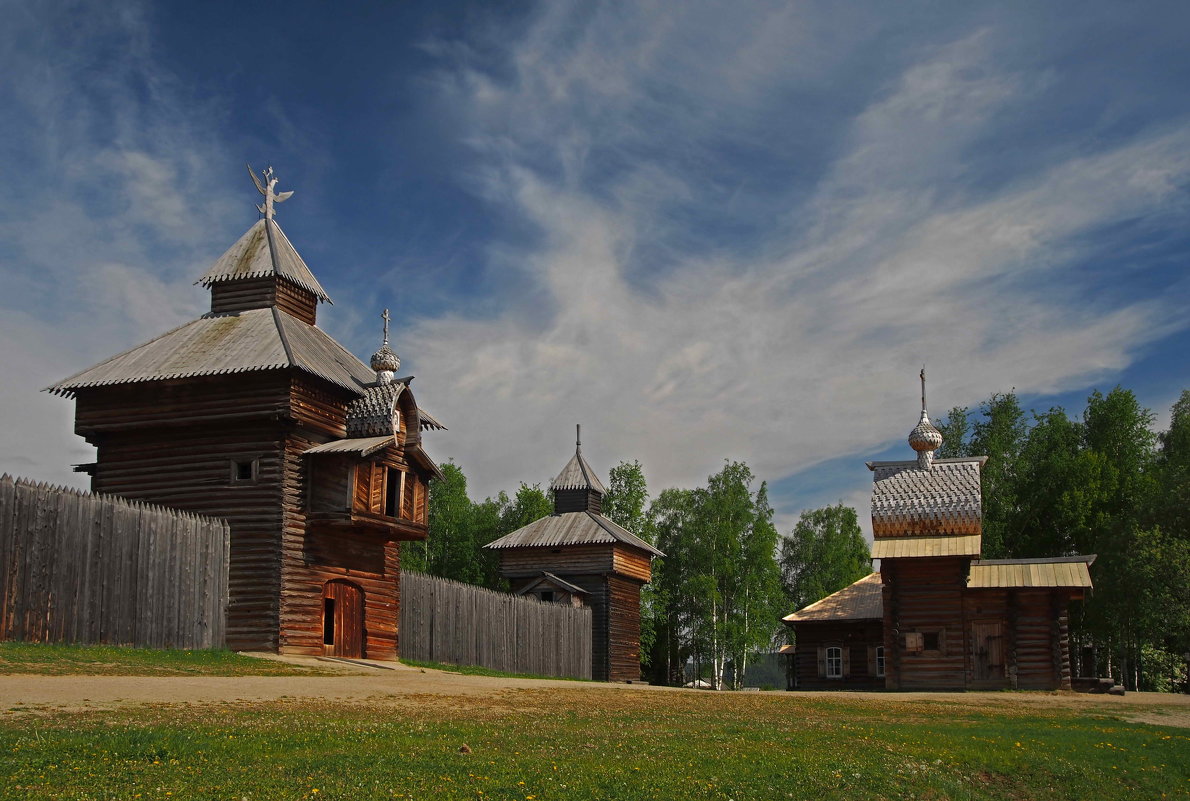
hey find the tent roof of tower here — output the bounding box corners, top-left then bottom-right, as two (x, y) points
(551, 450), (607, 494)
(483, 510), (663, 557)
(46, 307), (375, 396)
(195, 218), (332, 303)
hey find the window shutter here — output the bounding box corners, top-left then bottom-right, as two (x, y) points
(842, 646), (851, 677)
(817, 646), (826, 678)
(867, 646), (877, 677)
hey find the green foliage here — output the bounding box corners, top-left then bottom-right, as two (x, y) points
(969, 392), (1027, 557)
(779, 504), (871, 612)
(648, 463), (784, 689)
(603, 460), (651, 538)
(934, 406), (971, 459)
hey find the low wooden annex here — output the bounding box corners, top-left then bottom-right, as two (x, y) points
(783, 373), (1095, 691)
(781, 573), (885, 690)
(47, 168), (444, 659)
(484, 430), (662, 681)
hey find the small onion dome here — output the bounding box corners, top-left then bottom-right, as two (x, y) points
(370, 344), (400, 375)
(908, 410), (943, 453)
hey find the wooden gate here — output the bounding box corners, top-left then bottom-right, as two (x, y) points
(322, 580), (364, 658)
(971, 621), (1005, 682)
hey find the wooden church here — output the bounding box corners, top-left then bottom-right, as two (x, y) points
(484, 430), (662, 681)
(783, 373), (1095, 691)
(48, 167), (444, 658)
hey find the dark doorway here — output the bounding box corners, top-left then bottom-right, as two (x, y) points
(322, 579), (365, 658)
(972, 620), (1005, 683)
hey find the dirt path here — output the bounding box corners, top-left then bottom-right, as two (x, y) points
(2, 654), (1188, 729)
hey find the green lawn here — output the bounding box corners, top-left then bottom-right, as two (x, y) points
(1, 688), (1186, 800)
(398, 657), (592, 682)
(0, 642), (339, 676)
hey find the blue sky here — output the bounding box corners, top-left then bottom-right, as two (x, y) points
(2, 0), (1188, 536)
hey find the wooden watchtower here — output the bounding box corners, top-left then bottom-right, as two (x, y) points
(47, 167), (444, 658)
(484, 429), (662, 681)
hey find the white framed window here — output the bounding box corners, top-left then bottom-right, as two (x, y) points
(826, 646), (843, 678)
(875, 646), (886, 677)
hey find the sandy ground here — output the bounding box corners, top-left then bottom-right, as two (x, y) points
(2, 653), (1188, 728)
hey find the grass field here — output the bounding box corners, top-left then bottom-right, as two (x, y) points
(398, 657), (592, 682)
(2, 686), (1187, 800)
(0, 642), (339, 676)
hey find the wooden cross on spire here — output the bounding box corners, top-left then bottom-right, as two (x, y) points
(920, 365), (927, 414)
(381, 309), (391, 347)
(247, 164), (294, 220)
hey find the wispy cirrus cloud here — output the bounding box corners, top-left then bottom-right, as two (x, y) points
(402, 2), (1190, 516)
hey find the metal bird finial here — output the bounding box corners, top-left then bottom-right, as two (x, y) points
(247, 163), (294, 220)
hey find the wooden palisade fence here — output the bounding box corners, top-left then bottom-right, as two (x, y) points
(0, 475), (230, 649)
(400, 571), (592, 680)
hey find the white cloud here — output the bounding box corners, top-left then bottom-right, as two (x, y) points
(0, 2), (237, 485)
(404, 4), (1190, 509)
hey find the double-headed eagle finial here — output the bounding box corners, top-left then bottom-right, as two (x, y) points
(247, 164), (294, 220)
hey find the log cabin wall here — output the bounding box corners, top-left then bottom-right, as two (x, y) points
(208, 277), (318, 325)
(500, 544), (651, 682)
(962, 588), (1011, 689)
(74, 373), (294, 651)
(882, 556), (969, 690)
(792, 621), (885, 690)
(612, 546), (652, 583)
(607, 574), (643, 681)
(497, 545), (616, 580)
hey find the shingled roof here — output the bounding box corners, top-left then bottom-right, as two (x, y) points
(47, 307), (374, 396)
(551, 449), (607, 494)
(867, 456), (986, 538)
(483, 511), (663, 557)
(196, 218), (332, 302)
(783, 573), (883, 623)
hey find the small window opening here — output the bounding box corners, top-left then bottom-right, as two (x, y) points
(232, 459), (258, 483)
(384, 468), (400, 518)
(323, 599), (335, 645)
(826, 646), (843, 679)
(876, 646), (886, 677)
(540, 591), (555, 603)
(923, 632), (941, 651)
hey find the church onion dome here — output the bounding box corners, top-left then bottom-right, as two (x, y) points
(370, 343), (400, 375)
(908, 410), (944, 453)
(908, 368), (943, 469)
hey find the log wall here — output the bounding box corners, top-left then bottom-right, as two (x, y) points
(399, 571), (592, 680)
(209, 278), (318, 324)
(882, 556), (968, 690)
(791, 620), (885, 690)
(0, 476), (228, 649)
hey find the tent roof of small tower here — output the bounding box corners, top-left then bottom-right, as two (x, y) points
(195, 218), (332, 302)
(551, 450), (607, 494)
(46, 307), (374, 396)
(483, 510), (663, 556)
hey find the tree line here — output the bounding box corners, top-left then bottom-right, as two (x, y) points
(411, 385), (1188, 692)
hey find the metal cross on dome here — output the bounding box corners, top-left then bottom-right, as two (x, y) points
(247, 164), (294, 220)
(381, 308), (391, 347)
